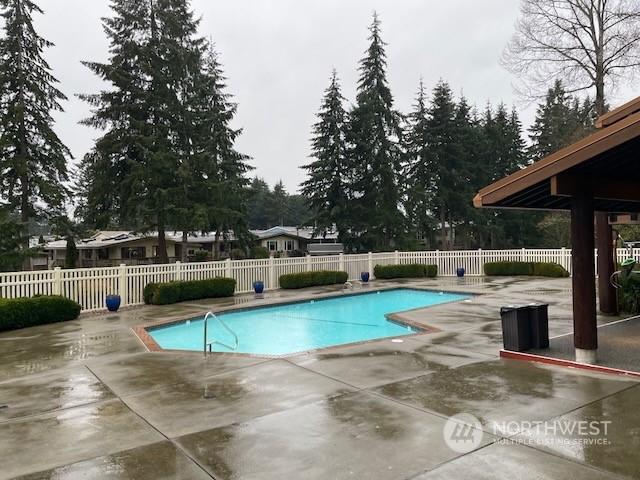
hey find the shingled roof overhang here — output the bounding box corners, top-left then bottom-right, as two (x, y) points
(473, 104), (640, 213)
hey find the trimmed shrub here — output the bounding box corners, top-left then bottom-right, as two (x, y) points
(0, 295), (81, 332)
(531, 262), (570, 278)
(191, 250), (209, 262)
(279, 270), (348, 289)
(230, 248), (246, 260)
(144, 278), (236, 305)
(373, 264), (438, 279)
(484, 261), (569, 278)
(250, 246), (270, 259)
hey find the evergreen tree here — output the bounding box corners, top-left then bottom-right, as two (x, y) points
(347, 13), (404, 251)
(0, 207), (30, 271)
(451, 95), (484, 248)
(301, 70), (349, 240)
(529, 80), (595, 161)
(177, 45), (252, 259)
(403, 79), (435, 245)
(424, 81), (460, 249)
(79, 0), (206, 262)
(271, 181), (289, 227)
(480, 104), (537, 247)
(0, 0), (71, 247)
(64, 236), (78, 269)
(246, 177), (272, 229)
(528, 79), (596, 248)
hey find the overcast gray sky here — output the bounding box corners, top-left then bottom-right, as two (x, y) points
(36, 0), (635, 193)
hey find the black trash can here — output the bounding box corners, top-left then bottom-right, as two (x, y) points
(500, 305), (532, 352)
(527, 303), (549, 349)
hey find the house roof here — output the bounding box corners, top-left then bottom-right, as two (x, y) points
(44, 231), (212, 250)
(252, 226), (338, 241)
(473, 97), (640, 213)
(43, 227), (336, 250)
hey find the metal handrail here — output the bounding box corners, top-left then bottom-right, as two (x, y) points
(203, 311), (239, 357)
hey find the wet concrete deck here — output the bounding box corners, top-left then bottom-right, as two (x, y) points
(531, 315), (640, 373)
(1, 277), (638, 479)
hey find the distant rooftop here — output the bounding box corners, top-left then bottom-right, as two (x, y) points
(43, 227), (338, 250)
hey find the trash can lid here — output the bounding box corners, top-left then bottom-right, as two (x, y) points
(500, 305), (526, 313)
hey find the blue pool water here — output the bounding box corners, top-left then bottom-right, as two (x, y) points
(148, 288), (470, 355)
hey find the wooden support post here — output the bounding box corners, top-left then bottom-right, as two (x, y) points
(571, 193), (598, 363)
(595, 212), (618, 315)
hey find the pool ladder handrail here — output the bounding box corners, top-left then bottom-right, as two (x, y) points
(203, 311), (238, 357)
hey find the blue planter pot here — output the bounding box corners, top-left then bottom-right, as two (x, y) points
(361, 271), (370, 283)
(253, 281), (264, 294)
(456, 267), (466, 278)
(106, 294), (121, 312)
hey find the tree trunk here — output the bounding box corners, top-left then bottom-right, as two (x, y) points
(214, 230), (221, 260)
(157, 224), (169, 263)
(181, 231), (188, 263)
(440, 205), (447, 250)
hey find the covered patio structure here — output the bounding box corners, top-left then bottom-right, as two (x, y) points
(474, 96), (640, 364)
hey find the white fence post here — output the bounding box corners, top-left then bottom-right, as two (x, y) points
(175, 261), (182, 281)
(368, 252), (373, 276)
(339, 253), (345, 271)
(306, 254), (312, 272)
(394, 250), (399, 265)
(269, 256), (275, 289)
(52, 267), (62, 295)
(521, 247), (526, 262)
(225, 258), (232, 278)
(118, 264), (127, 305)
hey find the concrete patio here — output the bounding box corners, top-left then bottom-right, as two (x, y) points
(1, 277), (639, 479)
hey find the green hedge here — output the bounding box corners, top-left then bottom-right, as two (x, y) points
(0, 295), (81, 332)
(144, 278), (236, 305)
(484, 261), (569, 278)
(373, 263), (438, 279)
(279, 270), (348, 289)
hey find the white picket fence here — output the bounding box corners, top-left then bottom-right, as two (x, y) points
(1, 248), (639, 312)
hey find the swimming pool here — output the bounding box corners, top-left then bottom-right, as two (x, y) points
(147, 288), (471, 355)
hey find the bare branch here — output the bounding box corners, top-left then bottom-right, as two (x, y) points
(503, 0), (640, 108)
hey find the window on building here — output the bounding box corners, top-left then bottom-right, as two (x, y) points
(97, 249), (109, 260)
(83, 250), (93, 259)
(267, 241), (278, 252)
(284, 240), (294, 251)
(121, 247), (146, 259)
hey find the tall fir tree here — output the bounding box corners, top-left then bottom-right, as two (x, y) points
(528, 79), (596, 248)
(347, 13), (405, 251)
(301, 70), (349, 240)
(78, 0), (159, 231)
(79, 0), (206, 262)
(176, 45), (252, 259)
(451, 95), (484, 248)
(403, 79), (435, 245)
(529, 79), (595, 161)
(0, 206), (30, 271)
(270, 180), (289, 227)
(480, 104), (536, 247)
(0, 0), (71, 249)
(424, 80), (461, 249)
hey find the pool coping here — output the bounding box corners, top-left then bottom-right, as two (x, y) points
(132, 285), (476, 358)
